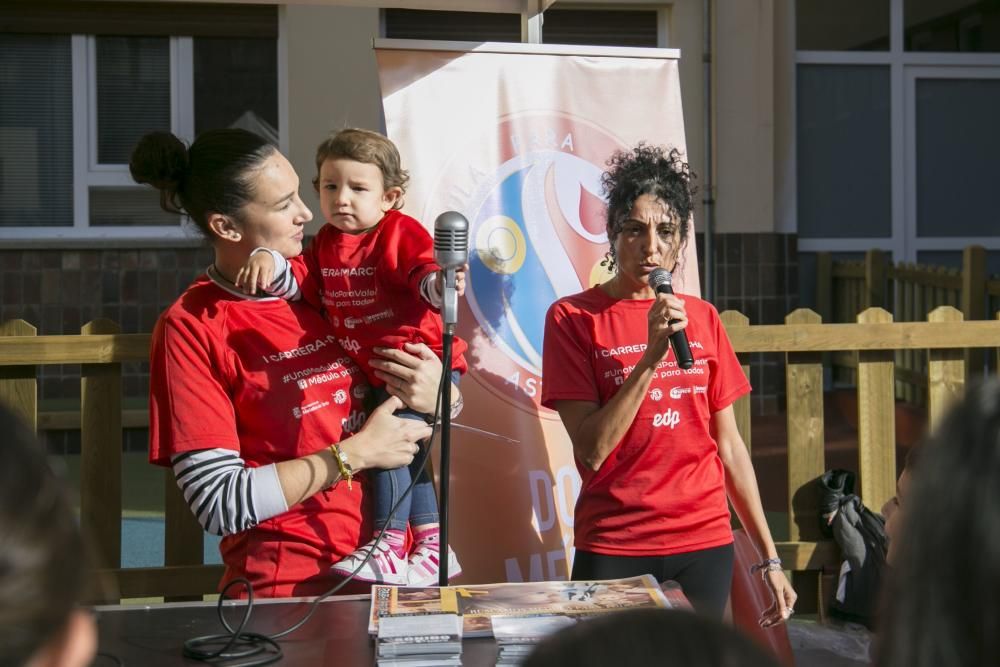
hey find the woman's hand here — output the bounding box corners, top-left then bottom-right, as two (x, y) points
(370, 342), (450, 415)
(344, 396), (431, 471)
(758, 569), (798, 628)
(643, 293), (688, 365)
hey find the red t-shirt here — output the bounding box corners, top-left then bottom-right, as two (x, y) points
(149, 276), (372, 597)
(294, 210), (468, 387)
(541, 286), (750, 557)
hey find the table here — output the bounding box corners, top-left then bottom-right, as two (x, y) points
(94, 594), (499, 666)
(94, 582), (690, 666)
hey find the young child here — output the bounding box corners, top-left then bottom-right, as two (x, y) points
(237, 128), (467, 586)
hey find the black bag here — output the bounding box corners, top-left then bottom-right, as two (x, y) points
(818, 469), (889, 628)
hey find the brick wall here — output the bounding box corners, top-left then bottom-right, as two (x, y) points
(698, 232), (799, 415)
(0, 246), (214, 453)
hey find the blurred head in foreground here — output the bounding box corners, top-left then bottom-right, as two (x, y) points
(877, 378), (1000, 667)
(0, 404), (95, 667)
(523, 608), (781, 667)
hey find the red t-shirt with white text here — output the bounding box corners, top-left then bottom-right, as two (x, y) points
(541, 287), (750, 557)
(149, 276), (371, 597)
(294, 210), (468, 387)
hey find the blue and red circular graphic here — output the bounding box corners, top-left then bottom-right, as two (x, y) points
(427, 112), (625, 414)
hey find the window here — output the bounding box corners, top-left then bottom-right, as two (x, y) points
(0, 34), (73, 228)
(913, 76), (1000, 237)
(797, 0), (890, 51)
(383, 9), (521, 42)
(796, 65), (891, 239)
(0, 4), (277, 241)
(794, 0), (1000, 267)
(542, 9), (659, 47)
(383, 4), (664, 48)
(905, 0), (1000, 52)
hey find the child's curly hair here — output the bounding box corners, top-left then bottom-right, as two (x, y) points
(312, 128), (409, 210)
(601, 144), (697, 272)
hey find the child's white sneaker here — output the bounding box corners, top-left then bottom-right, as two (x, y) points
(406, 544), (462, 587)
(331, 537), (408, 585)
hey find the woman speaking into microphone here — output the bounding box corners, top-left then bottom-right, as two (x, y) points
(541, 144), (794, 623)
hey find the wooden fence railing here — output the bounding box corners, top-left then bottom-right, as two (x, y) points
(2, 309), (1000, 607)
(0, 318), (221, 603)
(816, 245), (1000, 401)
(723, 306), (1000, 612)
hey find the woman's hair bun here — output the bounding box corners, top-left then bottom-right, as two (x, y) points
(129, 132), (189, 191)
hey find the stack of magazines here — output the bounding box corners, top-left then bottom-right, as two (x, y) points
(375, 612), (463, 666)
(369, 575), (677, 639)
(492, 615), (578, 666)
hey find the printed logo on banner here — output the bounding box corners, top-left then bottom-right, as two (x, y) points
(429, 112), (625, 414)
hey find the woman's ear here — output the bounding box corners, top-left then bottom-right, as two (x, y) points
(207, 213), (242, 242)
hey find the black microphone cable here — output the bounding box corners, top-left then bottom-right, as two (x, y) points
(181, 365), (452, 666)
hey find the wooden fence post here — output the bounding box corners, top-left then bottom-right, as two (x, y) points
(927, 307), (965, 433)
(856, 308), (897, 512)
(962, 245), (986, 375)
(864, 249), (888, 310)
(721, 310), (751, 451)
(784, 309), (826, 542)
(785, 308), (827, 616)
(80, 319), (123, 576)
(0, 320), (37, 432)
(164, 472), (208, 602)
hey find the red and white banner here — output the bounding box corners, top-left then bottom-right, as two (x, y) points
(375, 40), (697, 584)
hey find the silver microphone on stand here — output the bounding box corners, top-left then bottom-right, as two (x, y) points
(433, 211), (469, 331)
(431, 211), (468, 585)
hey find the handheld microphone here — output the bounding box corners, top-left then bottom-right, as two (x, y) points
(648, 268), (694, 370)
(433, 211), (469, 328)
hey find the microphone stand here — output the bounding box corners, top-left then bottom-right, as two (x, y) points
(438, 269), (457, 586)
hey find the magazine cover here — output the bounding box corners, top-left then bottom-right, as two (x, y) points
(368, 575), (673, 638)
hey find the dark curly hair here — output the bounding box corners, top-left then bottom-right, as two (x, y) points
(601, 144), (696, 272)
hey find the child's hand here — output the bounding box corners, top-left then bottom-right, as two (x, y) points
(435, 264), (468, 298)
(235, 250), (276, 296)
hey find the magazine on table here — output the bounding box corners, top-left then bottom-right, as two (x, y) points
(368, 574), (673, 638)
(491, 614), (578, 645)
(376, 613), (463, 658)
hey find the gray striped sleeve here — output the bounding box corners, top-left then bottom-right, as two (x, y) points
(170, 449), (288, 536)
(251, 247), (301, 301)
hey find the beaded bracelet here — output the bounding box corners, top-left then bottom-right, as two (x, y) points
(749, 557), (783, 578)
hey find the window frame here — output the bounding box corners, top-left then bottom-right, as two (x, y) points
(2, 31), (277, 245)
(379, 1), (670, 48)
(794, 0), (1000, 261)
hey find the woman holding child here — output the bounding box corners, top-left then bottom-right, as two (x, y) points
(132, 128), (457, 597)
(541, 144), (795, 622)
